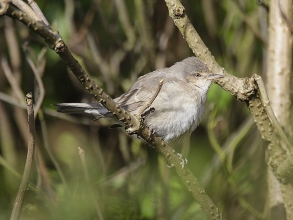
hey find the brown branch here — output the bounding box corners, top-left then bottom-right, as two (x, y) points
(24, 48), (46, 119)
(10, 93), (35, 220)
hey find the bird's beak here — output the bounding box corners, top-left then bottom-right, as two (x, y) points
(206, 73), (224, 80)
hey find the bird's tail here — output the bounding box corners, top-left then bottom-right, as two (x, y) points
(54, 103), (112, 118)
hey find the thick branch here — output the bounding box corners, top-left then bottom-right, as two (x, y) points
(266, 0), (293, 218)
(267, 0), (292, 134)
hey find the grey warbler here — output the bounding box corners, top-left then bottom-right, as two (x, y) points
(55, 57), (222, 143)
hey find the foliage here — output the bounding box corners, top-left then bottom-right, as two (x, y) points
(0, 0), (276, 219)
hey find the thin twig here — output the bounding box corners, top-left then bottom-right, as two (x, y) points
(86, 33), (112, 85)
(1, 56), (25, 104)
(4, 16), (22, 83)
(0, 93), (87, 125)
(10, 93), (35, 220)
(0, 92), (26, 109)
(24, 48), (46, 118)
(134, 0), (155, 62)
(156, 17), (174, 69)
(207, 108), (225, 162)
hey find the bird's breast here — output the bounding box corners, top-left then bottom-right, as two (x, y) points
(144, 92), (206, 143)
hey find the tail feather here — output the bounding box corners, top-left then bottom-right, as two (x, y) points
(54, 103), (111, 118)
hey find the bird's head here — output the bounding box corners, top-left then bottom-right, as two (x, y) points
(176, 57), (223, 91)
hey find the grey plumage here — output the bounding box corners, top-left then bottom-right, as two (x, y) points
(55, 57), (222, 143)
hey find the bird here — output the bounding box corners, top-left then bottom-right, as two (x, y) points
(54, 57), (222, 143)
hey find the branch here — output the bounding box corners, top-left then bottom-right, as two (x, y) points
(23, 47), (46, 119)
(10, 93), (35, 220)
(254, 75), (293, 152)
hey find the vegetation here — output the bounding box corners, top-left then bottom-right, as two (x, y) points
(0, 0), (292, 219)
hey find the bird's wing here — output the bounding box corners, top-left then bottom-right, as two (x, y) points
(114, 70), (175, 114)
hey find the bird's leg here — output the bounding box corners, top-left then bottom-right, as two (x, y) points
(126, 79), (164, 135)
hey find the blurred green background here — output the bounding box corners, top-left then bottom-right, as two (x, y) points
(0, 0), (270, 219)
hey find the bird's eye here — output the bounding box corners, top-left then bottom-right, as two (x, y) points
(193, 72), (201, 77)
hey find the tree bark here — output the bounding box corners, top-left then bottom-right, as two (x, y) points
(266, 0), (293, 219)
